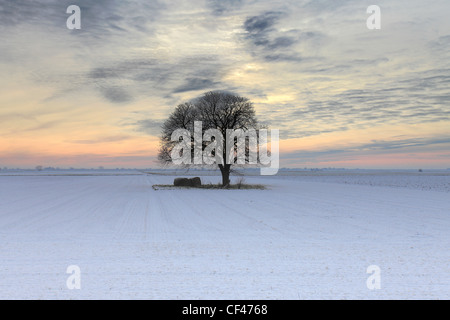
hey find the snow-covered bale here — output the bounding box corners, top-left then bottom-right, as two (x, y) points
(174, 178), (191, 187)
(190, 177), (202, 187)
(173, 177), (202, 187)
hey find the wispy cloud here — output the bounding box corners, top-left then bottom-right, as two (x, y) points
(134, 119), (164, 137)
(282, 136), (450, 163)
(69, 135), (132, 144)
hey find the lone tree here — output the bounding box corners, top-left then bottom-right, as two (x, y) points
(158, 91), (261, 186)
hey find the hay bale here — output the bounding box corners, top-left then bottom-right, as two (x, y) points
(174, 178), (191, 187)
(174, 177), (202, 187)
(190, 177), (201, 187)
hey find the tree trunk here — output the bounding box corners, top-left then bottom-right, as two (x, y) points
(219, 164), (231, 187)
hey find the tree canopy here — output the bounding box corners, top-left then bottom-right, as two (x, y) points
(158, 91), (262, 186)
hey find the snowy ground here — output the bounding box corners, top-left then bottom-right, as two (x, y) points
(0, 170), (449, 299)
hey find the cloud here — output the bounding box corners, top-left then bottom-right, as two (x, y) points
(243, 11), (288, 54)
(282, 136), (450, 161)
(241, 10), (326, 63)
(100, 87), (133, 104)
(244, 11), (282, 34)
(3, 120), (61, 137)
(429, 35), (450, 54)
(267, 36), (297, 49)
(263, 53), (303, 62)
(0, 0), (59, 27)
(261, 66), (450, 139)
(134, 119), (164, 136)
(0, 113), (37, 123)
(208, 0), (243, 16)
(83, 55), (226, 103)
(69, 135), (132, 144)
(0, 0), (165, 39)
(173, 78), (218, 93)
(88, 59), (159, 81)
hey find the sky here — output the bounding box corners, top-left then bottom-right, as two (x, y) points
(1, 0), (449, 169)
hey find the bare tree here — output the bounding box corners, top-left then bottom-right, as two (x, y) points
(158, 91), (261, 186)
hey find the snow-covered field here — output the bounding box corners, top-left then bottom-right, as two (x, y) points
(0, 170), (449, 299)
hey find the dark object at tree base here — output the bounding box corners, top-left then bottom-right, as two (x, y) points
(174, 177), (202, 187)
(190, 177), (202, 187)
